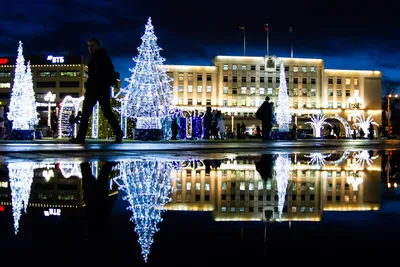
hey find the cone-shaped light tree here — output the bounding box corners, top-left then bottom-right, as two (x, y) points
(8, 41), (38, 130)
(115, 160), (175, 262)
(8, 162), (35, 235)
(274, 154), (290, 220)
(118, 17), (173, 131)
(275, 62), (292, 132)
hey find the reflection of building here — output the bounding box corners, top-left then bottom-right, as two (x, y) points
(0, 162), (118, 210)
(166, 151), (382, 222)
(162, 56), (382, 134)
(0, 55), (121, 125)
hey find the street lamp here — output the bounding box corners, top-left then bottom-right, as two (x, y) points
(44, 91), (56, 127)
(386, 93), (398, 136)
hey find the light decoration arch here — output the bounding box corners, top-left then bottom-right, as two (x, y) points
(327, 114), (352, 138)
(58, 96), (84, 138)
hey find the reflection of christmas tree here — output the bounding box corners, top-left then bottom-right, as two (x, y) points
(117, 17), (173, 130)
(7, 41), (38, 130)
(8, 162), (35, 235)
(115, 160), (175, 262)
(274, 154), (290, 220)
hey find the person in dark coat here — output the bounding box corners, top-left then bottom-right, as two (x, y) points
(256, 96), (274, 140)
(255, 154), (276, 181)
(369, 122), (374, 139)
(70, 38), (123, 144)
(203, 106), (212, 140)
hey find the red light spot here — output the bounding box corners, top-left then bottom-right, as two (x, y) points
(0, 206), (4, 212)
(0, 58), (8, 64)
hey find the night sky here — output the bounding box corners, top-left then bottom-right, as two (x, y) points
(1, 0), (399, 86)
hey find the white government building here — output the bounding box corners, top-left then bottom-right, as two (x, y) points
(162, 55), (382, 137)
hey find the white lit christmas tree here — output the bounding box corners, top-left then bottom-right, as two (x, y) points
(305, 113), (331, 138)
(114, 160), (175, 262)
(7, 41), (38, 130)
(8, 162), (35, 235)
(274, 154), (290, 220)
(275, 62), (291, 132)
(118, 17), (173, 130)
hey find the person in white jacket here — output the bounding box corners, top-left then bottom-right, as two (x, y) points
(217, 116), (226, 139)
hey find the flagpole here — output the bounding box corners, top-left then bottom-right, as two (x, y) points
(267, 28), (269, 56)
(290, 26), (293, 58)
(243, 29), (246, 56)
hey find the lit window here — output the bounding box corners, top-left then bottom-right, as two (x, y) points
(188, 99), (193, 105)
(241, 87), (247, 94)
(223, 100), (228, 106)
(222, 182), (227, 190)
(240, 182), (245, 190)
(345, 78), (351, 85)
(240, 207), (245, 212)
(221, 206), (227, 212)
(250, 87), (256, 95)
(197, 86), (202, 93)
(233, 65), (238, 70)
(354, 78), (358, 86)
(178, 85), (184, 92)
(60, 71), (79, 77)
(292, 207), (297, 212)
(258, 180), (263, 190)
(293, 67), (298, 72)
(223, 64), (228, 70)
(241, 65), (247, 70)
(328, 89), (333, 96)
(259, 88), (265, 95)
(345, 195), (350, 202)
(266, 180), (271, 190)
(311, 102), (316, 108)
(311, 89), (316, 96)
(178, 98), (183, 105)
(178, 73), (184, 81)
(205, 183), (210, 191)
(186, 182), (191, 190)
(328, 101), (333, 108)
(311, 67), (316, 72)
(177, 183), (182, 190)
(223, 87), (228, 94)
(231, 207), (236, 212)
(337, 102), (342, 108)
(206, 86), (211, 93)
(293, 88), (298, 96)
(0, 181), (8, 188)
(302, 67), (307, 72)
(197, 99), (202, 105)
(267, 88), (273, 95)
(195, 183), (201, 191)
(188, 74), (193, 81)
(188, 85), (193, 92)
(0, 71), (11, 77)
(302, 89), (307, 96)
(241, 99), (246, 106)
(249, 182), (254, 190)
(0, 82), (11, 88)
(337, 89), (342, 96)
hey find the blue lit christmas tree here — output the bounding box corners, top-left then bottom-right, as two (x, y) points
(115, 160), (175, 262)
(118, 17), (173, 140)
(8, 41), (38, 135)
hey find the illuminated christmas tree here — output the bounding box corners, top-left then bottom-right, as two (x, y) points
(274, 154), (290, 220)
(118, 17), (173, 134)
(8, 41), (38, 131)
(275, 62), (291, 132)
(8, 162), (35, 235)
(114, 160), (175, 262)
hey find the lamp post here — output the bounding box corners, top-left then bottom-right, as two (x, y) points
(387, 93), (398, 136)
(44, 91), (56, 127)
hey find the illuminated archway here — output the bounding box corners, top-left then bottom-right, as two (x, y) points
(58, 96), (84, 138)
(327, 115), (352, 138)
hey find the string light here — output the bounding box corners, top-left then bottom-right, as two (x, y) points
(276, 62), (291, 132)
(305, 113), (331, 138)
(92, 101), (99, 138)
(353, 113), (378, 138)
(58, 96), (84, 138)
(274, 154), (290, 220)
(117, 17), (174, 132)
(305, 153), (331, 167)
(113, 160), (177, 262)
(7, 41), (38, 131)
(8, 162), (35, 235)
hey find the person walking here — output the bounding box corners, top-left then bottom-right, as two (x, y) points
(70, 38), (123, 144)
(256, 96), (274, 140)
(217, 116), (226, 139)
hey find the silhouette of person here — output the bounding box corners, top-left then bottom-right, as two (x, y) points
(256, 96), (274, 140)
(255, 154), (276, 181)
(81, 161), (117, 243)
(70, 38), (123, 144)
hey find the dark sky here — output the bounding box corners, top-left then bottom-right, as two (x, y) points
(1, 0), (399, 86)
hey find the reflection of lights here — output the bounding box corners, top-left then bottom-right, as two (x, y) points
(353, 114), (378, 138)
(59, 162), (82, 178)
(330, 151), (350, 165)
(8, 162), (35, 235)
(113, 160), (177, 262)
(305, 153), (331, 167)
(42, 169), (54, 182)
(351, 150), (379, 169)
(44, 208), (61, 216)
(275, 154), (291, 220)
(346, 172), (363, 191)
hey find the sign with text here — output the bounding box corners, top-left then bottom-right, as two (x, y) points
(47, 55), (64, 64)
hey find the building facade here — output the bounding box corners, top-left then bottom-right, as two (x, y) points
(163, 55), (382, 136)
(0, 55), (120, 126)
